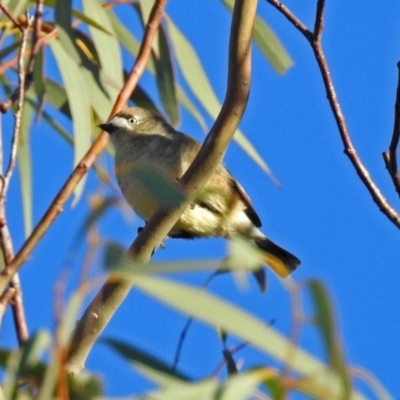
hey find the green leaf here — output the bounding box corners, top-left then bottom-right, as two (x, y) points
(83, 0), (124, 103)
(104, 244), (221, 276)
(32, 48), (45, 109)
(17, 97), (34, 238)
(103, 338), (190, 384)
(18, 330), (51, 377)
(176, 86), (208, 132)
(72, 9), (112, 35)
(138, 1), (160, 55)
(166, 17), (275, 179)
(134, 275), (364, 399)
(132, 163), (186, 208)
(107, 10), (207, 130)
(222, 0), (293, 74)
(1, 0), (30, 19)
(154, 25), (179, 126)
(55, 0), (81, 62)
(49, 39), (91, 203)
(0, 40), (20, 62)
(307, 280), (351, 397)
(43, 78), (71, 117)
(106, 9), (150, 71)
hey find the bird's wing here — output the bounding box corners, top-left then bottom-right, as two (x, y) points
(177, 132), (262, 228)
(228, 175), (262, 228)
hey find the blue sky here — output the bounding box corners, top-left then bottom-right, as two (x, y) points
(3, 0), (400, 397)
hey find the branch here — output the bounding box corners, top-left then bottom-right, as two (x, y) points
(0, 2), (23, 32)
(0, 1), (167, 292)
(66, 0), (257, 375)
(267, 0), (400, 228)
(383, 62), (400, 197)
(0, 16), (32, 345)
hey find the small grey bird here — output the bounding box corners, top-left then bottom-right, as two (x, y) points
(100, 107), (300, 278)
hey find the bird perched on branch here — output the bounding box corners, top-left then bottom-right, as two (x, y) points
(100, 107), (300, 280)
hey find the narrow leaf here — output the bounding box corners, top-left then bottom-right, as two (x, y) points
(134, 275), (364, 399)
(72, 9), (112, 35)
(83, 0), (124, 102)
(103, 338), (189, 383)
(222, 0), (293, 74)
(166, 18), (275, 179)
(17, 98), (34, 238)
(307, 280), (351, 397)
(50, 40), (91, 203)
(154, 25), (179, 126)
(55, 0), (81, 62)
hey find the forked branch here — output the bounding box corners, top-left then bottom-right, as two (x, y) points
(267, 0), (400, 228)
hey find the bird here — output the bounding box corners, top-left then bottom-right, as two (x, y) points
(100, 106), (300, 280)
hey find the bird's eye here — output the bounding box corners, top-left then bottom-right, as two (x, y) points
(128, 117), (137, 125)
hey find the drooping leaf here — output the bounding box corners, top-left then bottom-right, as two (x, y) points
(307, 280), (351, 397)
(138, 0), (160, 56)
(131, 163), (186, 209)
(108, 10), (206, 129)
(32, 48), (45, 115)
(55, 0), (81, 62)
(83, 0), (124, 103)
(133, 275), (364, 398)
(17, 97), (34, 238)
(72, 8), (112, 35)
(42, 78), (71, 117)
(103, 338), (190, 384)
(176, 86), (208, 132)
(49, 40), (91, 203)
(166, 17), (275, 179)
(154, 25), (179, 126)
(222, 0), (293, 74)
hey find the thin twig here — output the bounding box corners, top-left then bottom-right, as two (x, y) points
(313, 0), (325, 41)
(0, 2), (23, 32)
(266, 1), (310, 38)
(383, 62), (400, 197)
(0, 287), (16, 322)
(267, 0), (400, 228)
(172, 271), (219, 371)
(0, 18), (31, 344)
(66, 0), (256, 375)
(2, 15), (30, 195)
(0, 0), (168, 292)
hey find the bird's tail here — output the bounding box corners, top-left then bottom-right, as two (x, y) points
(253, 237), (300, 278)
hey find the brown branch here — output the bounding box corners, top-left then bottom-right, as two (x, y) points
(383, 62), (400, 197)
(0, 17), (31, 345)
(267, 0), (400, 228)
(0, 2), (23, 32)
(313, 0), (325, 41)
(25, 0), (44, 82)
(66, 0), (256, 375)
(0, 0), (166, 291)
(2, 15), (30, 195)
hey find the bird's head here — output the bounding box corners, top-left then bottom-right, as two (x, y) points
(99, 107), (172, 138)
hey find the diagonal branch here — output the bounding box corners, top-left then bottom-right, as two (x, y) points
(0, 0), (167, 293)
(267, 0), (400, 228)
(66, 0), (257, 375)
(0, 14), (32, 345)
(382, 62), (400, 197)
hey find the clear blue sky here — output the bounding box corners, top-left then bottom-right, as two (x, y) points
(3, 0), (400, 397)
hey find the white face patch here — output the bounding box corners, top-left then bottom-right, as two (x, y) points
(111, 116), (135, 130)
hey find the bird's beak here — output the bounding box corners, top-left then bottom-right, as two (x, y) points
(99, 123), (117, 134)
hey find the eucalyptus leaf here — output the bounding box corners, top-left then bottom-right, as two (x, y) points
(17, 98), (34, 238)
(166, 17), (275, 179)
(49, 40), (91, 203)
